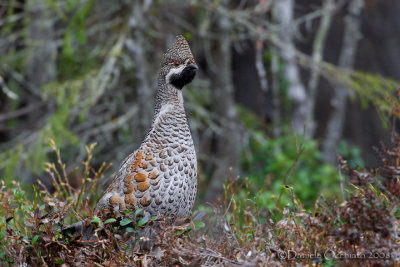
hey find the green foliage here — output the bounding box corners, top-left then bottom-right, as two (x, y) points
(0, 140), (111, 264)
(104, 218), (117, 224)
(125, 227), (135, 233)
(0, 182), (36, 262)
(136, 216), (149, 227)
(238, 106), (341, 210)
(119, 217), (132, 226)
(1, 0), (18, 35)
(0, 68), (100, 179)
(322, 65), (399, 128)
(61, 0), (96, 77)
(91, 216), (101, 224)
(337, 140), (364, 168)
(0, 137), (398, 265)
(1, 143), (23, 185)
(0, 0), (104, 180)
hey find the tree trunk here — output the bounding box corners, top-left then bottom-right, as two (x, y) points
(305, 0), (335, 139)
(272, 0), (307, 135)
(270, 47), (282, 138)
(204, 15), (241, 202)
(322, 0), (364, 164)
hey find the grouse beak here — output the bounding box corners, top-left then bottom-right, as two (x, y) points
(187, 63), (199, 70)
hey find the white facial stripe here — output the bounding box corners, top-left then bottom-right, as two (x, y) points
(166, 65), (185, 85)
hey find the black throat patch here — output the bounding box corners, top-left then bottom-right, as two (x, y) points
(169, 66), (197, 89)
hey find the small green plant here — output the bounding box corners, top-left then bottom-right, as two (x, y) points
(337, 140), (364, 168)
(0, 136), (398, 265)
(0, 114), (399, 266)
(238, 107), (341, 211)
(0, 139), (111, 265)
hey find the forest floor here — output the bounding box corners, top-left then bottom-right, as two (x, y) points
(0, 135), (399, 267)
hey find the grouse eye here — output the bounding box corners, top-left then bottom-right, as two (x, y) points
(172, 60), (181, 67)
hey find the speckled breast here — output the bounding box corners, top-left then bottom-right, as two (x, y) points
(95, 105), (197, 219)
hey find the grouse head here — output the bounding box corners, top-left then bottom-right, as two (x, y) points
(161, 35), (198, 90)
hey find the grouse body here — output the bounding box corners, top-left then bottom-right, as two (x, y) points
(95, 36), (198, 219)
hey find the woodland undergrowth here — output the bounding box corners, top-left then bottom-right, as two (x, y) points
(1, 105), (400, 266)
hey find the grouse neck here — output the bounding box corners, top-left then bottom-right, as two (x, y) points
(152, 76), (185, 125)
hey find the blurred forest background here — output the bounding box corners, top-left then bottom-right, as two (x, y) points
(0, 0), (399, 209)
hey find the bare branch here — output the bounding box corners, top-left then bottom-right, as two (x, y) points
(305, 0), (336, 138)
(0, 74), (18, 100)
(0, 102), (47, 122)
(322, 0), (365, 164)
(255, 26), (268, 92)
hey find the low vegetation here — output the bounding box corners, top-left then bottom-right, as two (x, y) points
(0, 131), (399, 266)
(2, 93), (400, 266)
